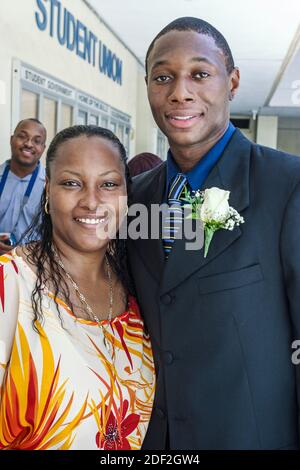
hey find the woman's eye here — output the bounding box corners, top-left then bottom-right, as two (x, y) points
(62, 181), (80, 187)
(102, 181), (117, 189)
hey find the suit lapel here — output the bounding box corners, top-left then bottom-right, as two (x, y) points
(160, 129), (252, 294)
(130, 164), (166, 283)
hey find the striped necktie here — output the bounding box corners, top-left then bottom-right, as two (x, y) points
(162, 173), (188, 258)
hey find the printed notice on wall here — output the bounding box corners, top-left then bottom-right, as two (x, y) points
(21, 66), (76, 100)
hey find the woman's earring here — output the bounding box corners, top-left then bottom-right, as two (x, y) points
(45, 195), (50, 215)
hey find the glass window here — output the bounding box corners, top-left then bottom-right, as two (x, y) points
(110, 121), (117, 134)
(117, 123), (124, 142)
(19, 74), (132, 160)
(124, 127), (130, 154)
(89, 114), (98, 125)
(21, 89), (38, 119)
(43, 96), (57, 145)
(78, 110), (87, 125)
(101, 116), (109, 129)
(61, 103), (73, 130)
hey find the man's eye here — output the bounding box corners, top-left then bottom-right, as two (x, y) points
(194, 72), (210, 79)
(155, 75), (171, 83)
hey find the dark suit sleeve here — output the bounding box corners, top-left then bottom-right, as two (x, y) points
(280, 180), (300, 442)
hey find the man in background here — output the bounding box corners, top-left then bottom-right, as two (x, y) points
(0, 118), (46, 254)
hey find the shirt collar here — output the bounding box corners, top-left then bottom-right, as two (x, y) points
(0, 159), (45, 181)
(166, 122), (236, 191)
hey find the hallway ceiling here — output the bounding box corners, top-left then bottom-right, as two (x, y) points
(87, 0), (300, 117)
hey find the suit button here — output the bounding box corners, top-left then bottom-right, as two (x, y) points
(161, 294), (174, 305)
(155, 407), (166, 419)
(164, 351), (174, 365)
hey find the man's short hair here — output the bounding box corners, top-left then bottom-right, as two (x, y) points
(14, 118), (46, 135)
(14, 118), (47, 141)
(145, 17), (235, 75)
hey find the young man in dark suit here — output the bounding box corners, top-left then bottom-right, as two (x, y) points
(127, 17), (300, 449)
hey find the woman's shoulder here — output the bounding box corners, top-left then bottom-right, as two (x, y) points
(0, 245), (37, 279)
(0, 249), (20, 272)
(15, 245), (39, 275)
(0, 250), (21, 314)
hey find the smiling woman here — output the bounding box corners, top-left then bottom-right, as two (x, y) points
(46, 129), (128, 254)
(0, 125), (155, 450)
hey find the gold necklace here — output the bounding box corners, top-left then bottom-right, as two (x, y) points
(52, 247), (114, 355)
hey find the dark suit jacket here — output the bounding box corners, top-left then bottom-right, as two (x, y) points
(127, 129), (300, 450)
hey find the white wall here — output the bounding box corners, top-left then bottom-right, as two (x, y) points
(256, 115), (278, 149)
(0, 0), (152, 160)
(135, 68), (158, 156)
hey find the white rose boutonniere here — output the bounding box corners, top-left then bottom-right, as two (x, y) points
(183, 187), (245, 257)
(200, 188), (230, 223)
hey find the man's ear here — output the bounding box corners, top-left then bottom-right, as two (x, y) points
(145, 75), (148, 86)
(229, 67), (240, 100)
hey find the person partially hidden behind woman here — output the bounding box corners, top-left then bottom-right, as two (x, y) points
(0, 125), (155, 450)
(128, 152), (163, 177)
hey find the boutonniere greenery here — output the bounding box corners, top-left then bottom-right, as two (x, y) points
(182, 187), (245, 258)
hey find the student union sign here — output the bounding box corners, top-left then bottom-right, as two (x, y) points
(35, 0), (123, 85)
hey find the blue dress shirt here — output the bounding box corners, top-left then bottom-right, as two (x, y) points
(166, 122), (236, 194)
(0, 160), (45, 242)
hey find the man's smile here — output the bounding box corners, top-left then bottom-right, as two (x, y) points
(165, 111), (205, 129)
(20, 148), (35, 157)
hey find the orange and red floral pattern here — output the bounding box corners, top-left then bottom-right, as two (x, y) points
(0, 251), (155, 450)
